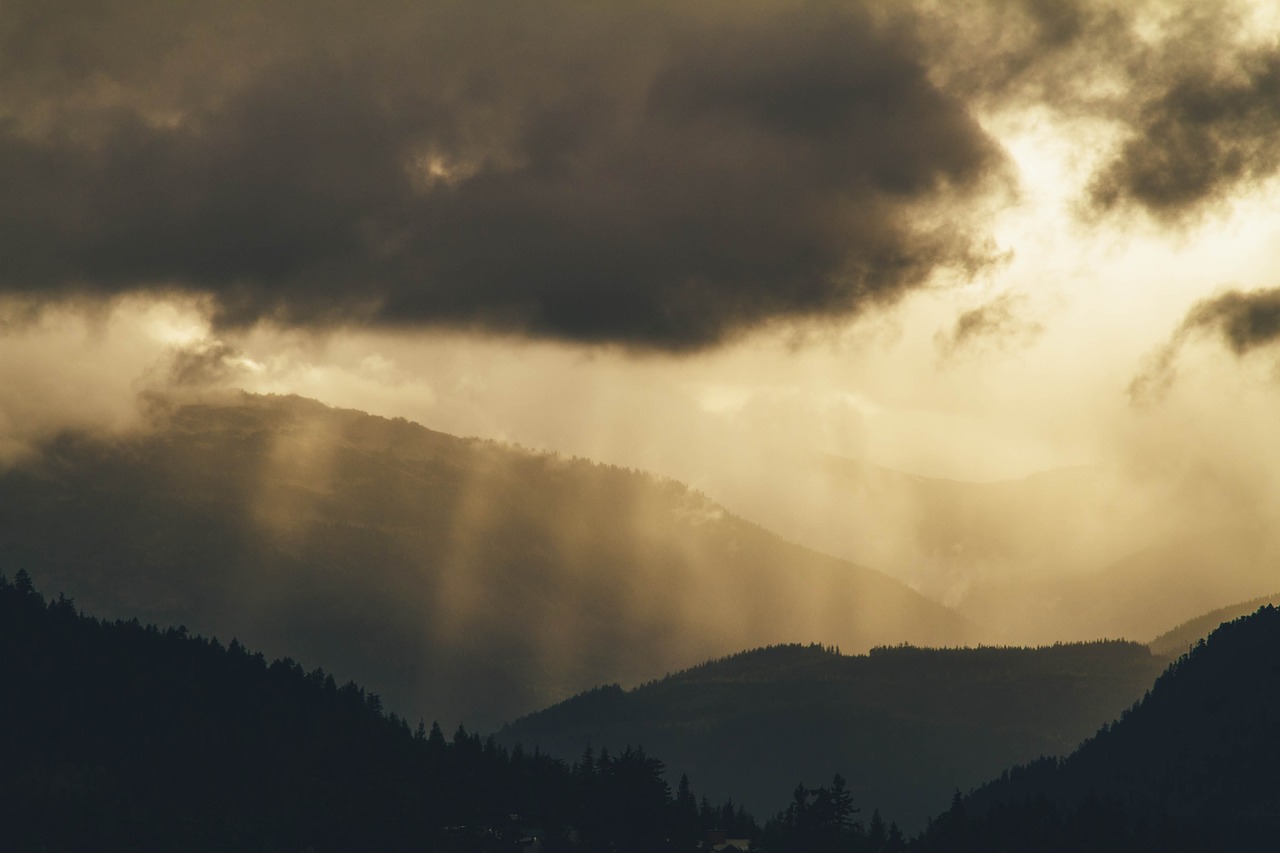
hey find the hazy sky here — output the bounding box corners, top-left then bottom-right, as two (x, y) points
(5, 0), (1280, 489)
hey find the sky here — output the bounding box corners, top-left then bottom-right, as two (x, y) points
(5, 0), (1280, 564)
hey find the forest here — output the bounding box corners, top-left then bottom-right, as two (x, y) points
(500, 640), (1166, 827)
(2, 569), (919, 852)
(911, 605), (1280, 851)
(6, 567), (1279, 851)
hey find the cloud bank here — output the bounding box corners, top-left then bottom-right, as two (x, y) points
(3, 0), (1277, 349)
(0, 0), (1011, 350)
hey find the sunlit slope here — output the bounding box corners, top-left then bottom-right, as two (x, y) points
(698, 452), (1280, 645)
(499, 640), (1165, 831)
(695, 452), (1143, 604)
(0, 392), (973, 729)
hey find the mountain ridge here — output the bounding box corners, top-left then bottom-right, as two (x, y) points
(915, 604), (1280, 850)
(0, 391), (973, 729)
(499, 637), (1167, 830)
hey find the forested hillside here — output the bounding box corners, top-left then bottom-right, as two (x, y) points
(1147, 591), (1280, 657)
(0, 392), (972, 729)
(913, 606), (1280, 851)
(500, 640), (1166, 829)
(0, 570), (755, 852)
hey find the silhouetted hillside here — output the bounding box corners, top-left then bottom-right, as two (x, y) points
(0, 392), (972, 729)
(500, 640), (1166, 830)
(0, 570), (753, 852)
(1147, 592), (1280, 657)
(914, 606), (1280, 851)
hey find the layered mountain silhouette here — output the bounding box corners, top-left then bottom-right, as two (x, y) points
(690, 448), (1280, 646)
(1147, 591), (1280, 657)
(697, 453), (1134, 599)
(500, 640), (1167, 830)
(0, 571), (749, 852)
(0, 392), (972, 729)
(915, 605), (1280, 851)
(961, 528), (1280, 645)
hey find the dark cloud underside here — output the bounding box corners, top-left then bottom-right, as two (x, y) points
(1091, 51), (1280, 220)
(0, 0), (1008, 349)
(7, 0), (1277, 349)
(933, 0), (1280, 223)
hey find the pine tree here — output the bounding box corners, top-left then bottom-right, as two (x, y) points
(867, 809), (888, 851)
(674, 773), (700, 852)
(830, 773), (857, 832)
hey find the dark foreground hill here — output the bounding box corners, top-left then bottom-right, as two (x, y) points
(1147, 591), (1280, 657)
(500, 640), (1167, 830)
(0, 392), (972, 729)
(914, 606), (1280, 851)
(0, 570), (756, 852)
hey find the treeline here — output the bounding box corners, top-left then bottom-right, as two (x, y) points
(0, 570), (753, 852)
(910, 606), (1280, 851)
(14, 561), (1274, 851)
(757, 776), (907, 853)
(501, 636), (1165, 828)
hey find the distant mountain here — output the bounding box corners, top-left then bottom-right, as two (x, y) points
(499, 640), (1166, 830)
(0, 392), (972, 729)
(692, 450), (1280, 646)
(962, 529), (1280, 645)
(914, 606), (1280, 851)
(1147, 592), (1280, 657)
(0, 570), (749, 852)
(692, 452), (1138, 605)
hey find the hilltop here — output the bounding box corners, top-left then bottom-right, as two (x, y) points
(501, 639), (1166, 829)
(915, 605), (1280, 850)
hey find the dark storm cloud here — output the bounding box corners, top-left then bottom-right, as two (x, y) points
(930, 0), (1280, 224)
(0, 0), (1009, 350)
(1038, 1), (1280, 223)
(1090, 50), (1280, 221)
(1130, 288), (1280, 403)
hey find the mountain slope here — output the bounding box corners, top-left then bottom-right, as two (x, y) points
(0, 570), (748, 852)
(693, 449), (1280, 646)
(959, 527), (1280, 645)
(916, 606), (1280, 851)
(499, 640), (1166, 830)
(0, 391), (972, 728)
(1147, 591), (1280, 657)
(700, 453), (1136, 601)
